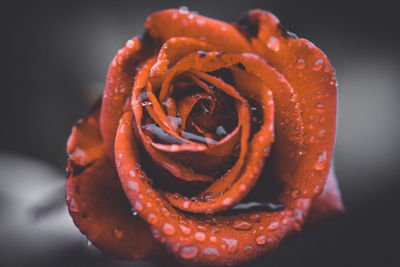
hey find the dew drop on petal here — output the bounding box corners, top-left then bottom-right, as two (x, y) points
(201, 247), (220, 261)
(222, 197), (234, 206)
(210, 236), (217, 243)
(314, 185), (321, 193)
(295, 58), (305, 70)
(147, 213), (158, 224)
(179, 6), (189, 14)
(222, 238), (238, 253)
(127, 180), (138, 192)
(314, 151), (327, 170)
(180, 245), (199, 259)
(134, 201), (143, 211)
(267, 36), (280, 52)
(244, 245), (254, 255)
(69, 198), (79, 212)
(312, 59), (324, 71)
(266, 221), (280, 231)
(232, 220), (252, 230)
(239, 184), (247, 192)
(131, 208), (138, 216)
(183, 200), (191, 209)
(194, 232), (206, 242)
(163, 223), (176, 236)
(256, 235), (267, 245)
(179, 224), (192, 235)
(249, 213), (261, 222)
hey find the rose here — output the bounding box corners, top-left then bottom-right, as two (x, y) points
(65, 8), (343, 266)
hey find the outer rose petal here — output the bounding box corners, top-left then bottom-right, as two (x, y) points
(100, 35), (154, 158)
(238, 9), (337, 201)
(145, 9), (253, 53)
(66, 101), (162, 259)
(306, 167), (344, 227)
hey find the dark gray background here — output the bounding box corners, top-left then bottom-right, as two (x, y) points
(1, 0), (399, 266)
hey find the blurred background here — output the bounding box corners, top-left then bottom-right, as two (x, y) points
(1, 0), (399, 266)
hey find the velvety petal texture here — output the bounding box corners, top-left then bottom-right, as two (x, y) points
(66, 8), (343, 266)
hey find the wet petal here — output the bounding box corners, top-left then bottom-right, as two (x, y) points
(115, 111), (312, 266)
(240, 10), (337, 201)
(145, 9), (252, 53)
(66, 102), (162, 260)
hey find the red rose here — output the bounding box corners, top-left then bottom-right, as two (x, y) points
(65, 8), (343, 266)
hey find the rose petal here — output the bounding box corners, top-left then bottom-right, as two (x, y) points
(66, 101), (162, 260)
(100, 35), (154, 158)
(145, 9), (252, 53)
(115, 111), (312, 266)
(306, 166), (344, 227)
(239, 10), (337, 201)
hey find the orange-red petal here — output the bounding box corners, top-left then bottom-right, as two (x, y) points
(66, 101), (162, 260)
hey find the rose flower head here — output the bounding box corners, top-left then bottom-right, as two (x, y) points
(65, 8), (343, 266)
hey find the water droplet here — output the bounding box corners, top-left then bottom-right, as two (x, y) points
(113, 228), (123, 239)
(195, 232), (206, 242)
(86, 239), (92, 246)
(222, 238), (238, 253)
(147, 213), (158, 224)
(163, 223), (176, 236)
(180, 245), (199, 259)
(312, 59), (323, 71)
(256, 235), (267, 245)
(244, 245), (254, 255)
(266, 221), (280, 231)
(161, 207), (170, 217)
(134, 201), (143, 211)
(179, 6), (189, 14)
(126, 39), (135, 49)
(127, 180), (138, 192)
(249, 213), (261, 222)
(204, 235), (214, 244)
(201, 247), (220, 261)
(316, 103), (324, 112)
(131, 208), (138, 216)
(69, 198), (79, 212)
(238, 184), (247, 192)
(183, 201), (191, 209)
(232, 220), (252, 230)
(267, 36), (280, 52)
(323, 65), (330, 73)
(313, 185), (321, 193)
(295, 58), (305, 70)
(318, 129), (326, 136)
(197, 18), (205, 25)
(222, 197), (234, 206)
(179, 224), (191, 235)
(314, 151), (327, 170)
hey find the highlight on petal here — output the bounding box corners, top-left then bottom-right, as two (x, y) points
(66, 101), (162, 260)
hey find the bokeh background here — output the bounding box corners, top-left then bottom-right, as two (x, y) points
(1, 0), (399, 266)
